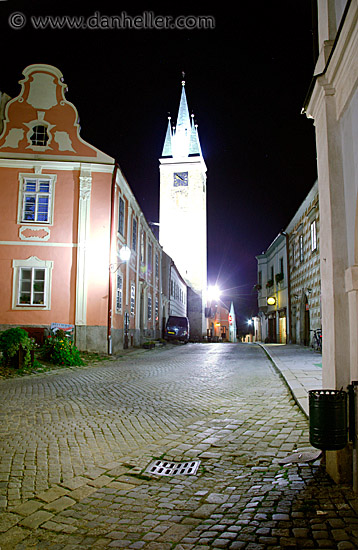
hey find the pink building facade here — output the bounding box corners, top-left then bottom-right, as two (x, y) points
(0, 64), (163, 353)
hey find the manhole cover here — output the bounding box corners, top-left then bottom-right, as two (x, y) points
(277, 448), (322, 464)
(145, 459), (201, 476)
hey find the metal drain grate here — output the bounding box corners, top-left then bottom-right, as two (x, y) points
(145, 459), (201, 476)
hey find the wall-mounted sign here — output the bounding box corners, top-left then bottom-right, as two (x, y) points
(267, 296), (276, 306)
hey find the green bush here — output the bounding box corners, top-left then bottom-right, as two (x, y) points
(0, 327), (35, 368)
(42, 329), (83, 366)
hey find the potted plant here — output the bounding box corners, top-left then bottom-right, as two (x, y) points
(0, 327), (36, 369)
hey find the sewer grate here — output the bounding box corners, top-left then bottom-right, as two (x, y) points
(145, 459), (201, 476)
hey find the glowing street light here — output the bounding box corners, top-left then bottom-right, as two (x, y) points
(109, 245), (131, 272)
(119, 245), (131, 262)
(207, 284), (221, 302)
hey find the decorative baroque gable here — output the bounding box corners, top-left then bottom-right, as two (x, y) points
(0, 64), (105, 160)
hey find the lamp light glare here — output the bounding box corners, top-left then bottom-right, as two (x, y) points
(207, 285), (221, 301)
(119, 245), (131, 262)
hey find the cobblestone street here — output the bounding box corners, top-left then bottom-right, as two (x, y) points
(0, 343), (358, 549)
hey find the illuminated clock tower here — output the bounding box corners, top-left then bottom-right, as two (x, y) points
(159, 78), (207, 337)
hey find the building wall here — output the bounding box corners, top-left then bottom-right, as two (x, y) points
(304, 0), (358, 485)
(256, 234), (288, 343)
(0, 63), (165, 354)
(169, 264), (187, 317)
(286, 182), (321, 346)
(159, 159), (207, 308)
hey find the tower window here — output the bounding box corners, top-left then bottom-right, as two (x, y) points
(30, 125), (49, 147)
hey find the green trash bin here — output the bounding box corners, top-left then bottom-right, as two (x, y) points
(309, 389), (348, 451)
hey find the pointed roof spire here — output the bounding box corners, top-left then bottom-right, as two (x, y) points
(162, 115), (173, 157)
(160, 74), (204, 161)
(176, 81), (191, 133)
(188, 113), (201, 156)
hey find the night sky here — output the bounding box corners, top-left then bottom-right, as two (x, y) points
(0, 1), (318, 330)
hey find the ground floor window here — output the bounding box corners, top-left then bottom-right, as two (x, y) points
(116, 273), (123, 313)
(147, 294), (152, 321)
(12, 256), (53, 309)
(130, 283), (135, 315)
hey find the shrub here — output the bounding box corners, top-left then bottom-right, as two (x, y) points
(0, 327), (35, 368)
(42, 329), (83, 366)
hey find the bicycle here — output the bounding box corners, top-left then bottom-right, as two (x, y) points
(311, 328), (322, 352)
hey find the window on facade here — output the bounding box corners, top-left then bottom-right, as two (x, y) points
(118, 197), (125, 236)
(148, 295), (152, 321)
(30, 125), (49, 147)
(132, 218), (137, 252)
(116, 273), (123, 313)
(280, 257), (284, 276)
(155, 252), (159, 279)
(155, 296), (159, 321)
(140, 232), (145, 264)
(13, 257), (53, 310)
(21, 178), (52, 223)
(299, 234), (304, 262)
(130, 283), (135, 315)
(18, 268), (46, 306)
(311, 220), (317, 251)
(148, 242), (152, 272)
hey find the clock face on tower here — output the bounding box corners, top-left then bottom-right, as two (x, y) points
(173, 172), (188, 187)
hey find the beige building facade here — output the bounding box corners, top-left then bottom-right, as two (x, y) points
(256, 233), (289, 344)
(256, 181), (320, 348)
(303, 0), (358, 487)
(286, 181), (321, 346)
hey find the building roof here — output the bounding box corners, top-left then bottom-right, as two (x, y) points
(161, 80), (203, 159)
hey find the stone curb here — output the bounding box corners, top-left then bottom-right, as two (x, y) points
(256, 343), (311, 417)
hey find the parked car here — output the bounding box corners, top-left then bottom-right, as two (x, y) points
(164, 316), (190, 343)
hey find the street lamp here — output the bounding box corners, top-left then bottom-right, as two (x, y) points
(109, 245), (131, 272)
(207, 284), (221, 302)
(108, 245), (131, 354)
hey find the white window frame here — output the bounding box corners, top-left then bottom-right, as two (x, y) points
(155, 295), (159, 322)
(311, 220), (317, 252)
(132, 217), (137, 252)
(148, 242), (153, 273)
(147, 294), (152, 321)
(130, 283), (135, 316)
(18, 173), (57, 225)
(299, 234), (304, 263)
(12, 256), (53, 310)
(118, 196), (125, 236)
(155, 252), (159, 279)
(116, 272), (123, 313)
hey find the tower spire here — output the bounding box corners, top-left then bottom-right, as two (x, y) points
(161, 76), (204, 160)
(161, 115), (173, 157)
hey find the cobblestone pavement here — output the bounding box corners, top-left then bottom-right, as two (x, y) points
(0, 343), (358, 549)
